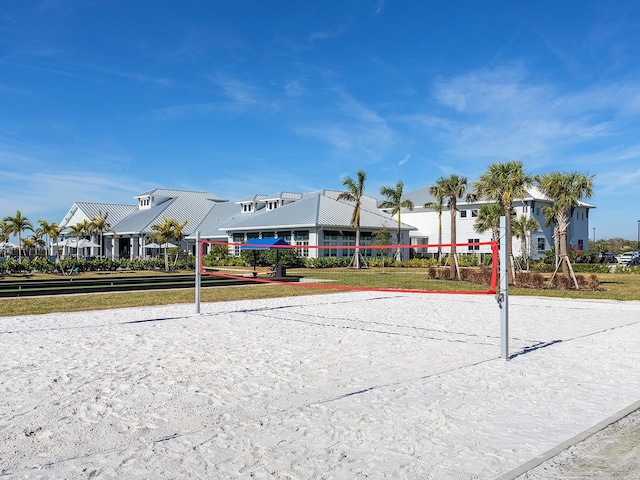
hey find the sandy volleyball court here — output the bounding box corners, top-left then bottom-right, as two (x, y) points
(1, 292), (639, 479)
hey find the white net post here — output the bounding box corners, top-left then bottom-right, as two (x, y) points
(195, 231), (201, 314)
(499, 216), (509, 359)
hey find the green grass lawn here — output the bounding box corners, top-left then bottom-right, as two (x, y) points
(0, 269), (638, 317)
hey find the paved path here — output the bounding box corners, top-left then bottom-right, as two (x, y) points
(502, 402), (640, 479)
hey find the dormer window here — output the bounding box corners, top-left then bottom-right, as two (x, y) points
(242, 203), (253, 213)
(139, 197), (152, 209)
(267, 200), (279, 210)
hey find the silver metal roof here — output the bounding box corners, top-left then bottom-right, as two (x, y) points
(114, 190), (222, 235)
(60, 202), (138, 229)
(224, 191), (413, 232)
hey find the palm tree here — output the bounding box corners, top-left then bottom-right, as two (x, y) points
(474, 161), (532, 282)
(2, 210), (34, 261)
(66, 221), (92, 261)
(379, 181), (414, 262)
(425, 183), (446, 261)
(149, 217), (188, 272)
(91, 211), (116, 257)
(511, 215), (539, 270)
(436, 174), (470, 280)
(541, 201), (561, 269)
(0, 220), (8, 243)
(337, 170), (367, 269)
(38, 219), (62, 256)
(535, 171), (595, 277)
(171, 219), (188, 267)
(474, 203), (504, 242)
(22, 238), (36, 257)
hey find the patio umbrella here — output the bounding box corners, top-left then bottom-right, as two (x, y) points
(145, 242), (178, 249)
(54, 239), (100, 248)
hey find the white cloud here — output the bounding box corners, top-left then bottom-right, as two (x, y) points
(426, 64), (640, 169)
(398, 154), (410, 166)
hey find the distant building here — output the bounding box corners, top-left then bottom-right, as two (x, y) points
(400, 185), (594, 260)
(58, 188), (414, 260)
(58, 185), (593, 261)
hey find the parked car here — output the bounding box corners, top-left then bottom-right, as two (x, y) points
(616, 251), (640, 265)
(599, 251), (617, 263)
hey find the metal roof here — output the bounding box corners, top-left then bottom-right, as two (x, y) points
(60, 202), (138, 228)
(186, 201), (242, 240)
(224, 191), (413, 232)
(136, 188), (227, 202)
(114, 191), (222, 235)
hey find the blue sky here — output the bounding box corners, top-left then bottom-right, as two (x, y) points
(1, 0), (639, 240)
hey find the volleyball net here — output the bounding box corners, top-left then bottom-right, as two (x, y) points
(198, 239), (498, 295)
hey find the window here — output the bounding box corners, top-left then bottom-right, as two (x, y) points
(577, 239), (584, 251)
(294, 231), (309, 257)
(537, 238), (545, 252)
(232, 233), (244, 256)
(323, 232), (339, 257)
(471, 209), (478, 218)
(460, 210), (467, 218)
(361, 233), (373, 258)
(342, 233), (355, 258)
(468, 238), (480, 251)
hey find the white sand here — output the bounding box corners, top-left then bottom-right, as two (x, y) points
(1, 292), (639, 479)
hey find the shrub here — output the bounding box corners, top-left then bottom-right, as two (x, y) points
(515, 271), (545, 288)
(550, 275), (573, 290)
(303, 257), (351, 268)
(587, 274), (600, 290)
(457, 254), (479, 267)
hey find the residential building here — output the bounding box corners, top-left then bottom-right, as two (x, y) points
(400, 185), (594, 260)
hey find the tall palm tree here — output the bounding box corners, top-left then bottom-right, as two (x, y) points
(379, 181), (414, 262)
(474, 161), (532, 282)
(425, 182), (446, 261)
(149, 217), (188, 272)
(38, 219), (62, 256)
(511, 214), (540, 270)
(436, 174), (470, 280)
(337, 170), (367, 268)
(2, 210), (34, 261)
(91, 211), (116, 257)
(535, 171), (594, 277)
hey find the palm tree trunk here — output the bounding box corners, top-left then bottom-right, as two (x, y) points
(395, 220), (401, 262)
(437, 213), (443, 261)
(354, 227), (361, 269)
(450, 208), (457, 279)
(505, 202), (514, 284)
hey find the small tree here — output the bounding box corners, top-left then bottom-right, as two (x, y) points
(373, 226), (392, 272)
(512, 214), (539, 270)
